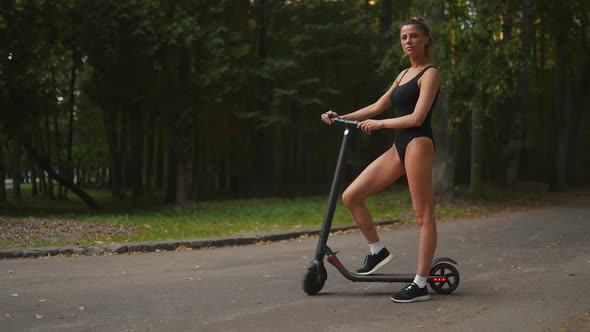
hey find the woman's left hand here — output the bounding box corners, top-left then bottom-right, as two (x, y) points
(357, 119), (383, 134)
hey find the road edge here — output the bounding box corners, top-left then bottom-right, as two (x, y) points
(0, 220), (399, 259)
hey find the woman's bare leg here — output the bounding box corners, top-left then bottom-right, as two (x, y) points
(404, 137), (437, 277)
(342, 144), (405, 244)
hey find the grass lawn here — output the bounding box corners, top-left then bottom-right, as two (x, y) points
(0, 183), (579, 249)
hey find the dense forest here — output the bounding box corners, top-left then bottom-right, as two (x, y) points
(1, 0), (589, 208)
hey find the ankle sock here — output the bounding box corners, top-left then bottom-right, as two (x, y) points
(413, 274), (427, 288)
(368, 241), (385, 255)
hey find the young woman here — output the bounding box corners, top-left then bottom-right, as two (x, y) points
(320, 17), (440, 303)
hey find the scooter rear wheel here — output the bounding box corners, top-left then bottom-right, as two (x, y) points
(302, 265), (327, 295)
(428, 262), (460, 294)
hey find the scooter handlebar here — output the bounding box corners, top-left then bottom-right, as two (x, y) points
(330, 117), (359, 127)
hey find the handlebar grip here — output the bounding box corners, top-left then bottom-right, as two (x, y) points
(331, 117), (359, 127)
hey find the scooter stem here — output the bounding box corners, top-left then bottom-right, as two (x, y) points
(314, 126), (354, 261)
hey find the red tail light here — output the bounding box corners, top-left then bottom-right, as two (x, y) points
(431, 277), (447, 282)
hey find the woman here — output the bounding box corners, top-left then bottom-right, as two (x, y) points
(320, 17), (440, 303)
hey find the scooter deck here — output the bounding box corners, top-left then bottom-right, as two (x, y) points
(325, 253), (414, 282)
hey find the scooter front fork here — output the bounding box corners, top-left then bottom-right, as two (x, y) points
(306, 245), (336, 274)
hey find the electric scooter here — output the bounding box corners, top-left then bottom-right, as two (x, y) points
(302, 117), (460, 295)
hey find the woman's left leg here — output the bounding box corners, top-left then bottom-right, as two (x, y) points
(404, 137), (437, 277)
(391, 137), (436, 303)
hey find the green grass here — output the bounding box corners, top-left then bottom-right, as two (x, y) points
(0, 183), (577, 249)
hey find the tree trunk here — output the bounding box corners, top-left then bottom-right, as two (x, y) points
(431, 3), (456, 193)
(176, 160), (189, 204)
(165, 140), (177, 204)
(432, 91), (455, 193)
(191, 146), (202, 201)
(104, 110), (124, 198)
(144, 113), (155, 193)
(43, 112), (54, 198)
(97, 167), (105, 188)
(568, 96), (582, 184)
(10, 144), (21, 201)
(155, 120), (165, 190)
(470, 0), (490, 194)
(550, 25), (571, 191)
(120, 111), (129, 192)
(22, 142), (99, 209)
(574, 82), (590, 183)
(0, 147), (6, 202)
(53, 112), (66, 198)
(506, 0), (533, 188)
(39, 167), (46, 194)
(470, 105), (483, 193)
(368, 0), (393, 163)
(253, 0), (273, 191)
(379, 0), (393, 53)
(256, 0), (266, 59)
(131, 109), (144, 198)
(76, 166), (82, 187)
(31, 163), (38, 196)
(64, 48), (79, 199)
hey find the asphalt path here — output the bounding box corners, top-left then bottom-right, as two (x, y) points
(1, 197), (589, 332)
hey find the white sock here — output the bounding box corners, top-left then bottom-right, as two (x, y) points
(413, 275), (427, 288)
(368, 241), (385, 255)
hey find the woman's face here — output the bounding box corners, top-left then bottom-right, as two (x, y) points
(400, 24), (428, 57)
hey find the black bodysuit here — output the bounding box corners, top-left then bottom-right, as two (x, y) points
(389, 65), (439, 164)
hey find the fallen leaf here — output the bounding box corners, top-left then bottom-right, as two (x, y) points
(36, 314), (45, 319)
(79, 306), (86, 311)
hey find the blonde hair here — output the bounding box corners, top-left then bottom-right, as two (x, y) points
(399, 16), (433, 62)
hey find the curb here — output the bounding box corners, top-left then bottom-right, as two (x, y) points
(0, 220), (400, 259)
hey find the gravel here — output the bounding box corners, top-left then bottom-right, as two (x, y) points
(0, 217), (136, 246)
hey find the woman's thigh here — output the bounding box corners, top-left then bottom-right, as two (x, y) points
(344, 144), (406, 202)
(404, 137), (435, 213)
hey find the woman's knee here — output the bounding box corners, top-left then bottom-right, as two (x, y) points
(341, 189), (354, 207)
(413, 208), (434, 227)
(342, 187), (362, 208)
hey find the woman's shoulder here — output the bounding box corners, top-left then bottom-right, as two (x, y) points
(419, 66), (441, 87)
(424, 65), (439, 73)
(422, 65), (440, 78)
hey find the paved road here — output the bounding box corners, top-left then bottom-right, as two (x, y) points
(1, 198), (589, 332)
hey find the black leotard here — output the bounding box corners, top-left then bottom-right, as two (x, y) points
(389, 65), (439, 164)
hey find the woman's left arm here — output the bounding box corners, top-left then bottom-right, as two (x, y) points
(358, 68), (440, 134)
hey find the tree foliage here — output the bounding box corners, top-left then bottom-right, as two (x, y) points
(1, 0), (589, 207)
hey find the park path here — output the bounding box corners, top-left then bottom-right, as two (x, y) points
(1, 197), (589, 332)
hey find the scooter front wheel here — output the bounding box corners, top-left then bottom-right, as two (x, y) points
(302, 265), (327, 295)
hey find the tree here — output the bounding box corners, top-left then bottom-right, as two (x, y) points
(0, 0), (99, 208)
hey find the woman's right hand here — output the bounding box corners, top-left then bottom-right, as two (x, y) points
(320, 110), (339, 125)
